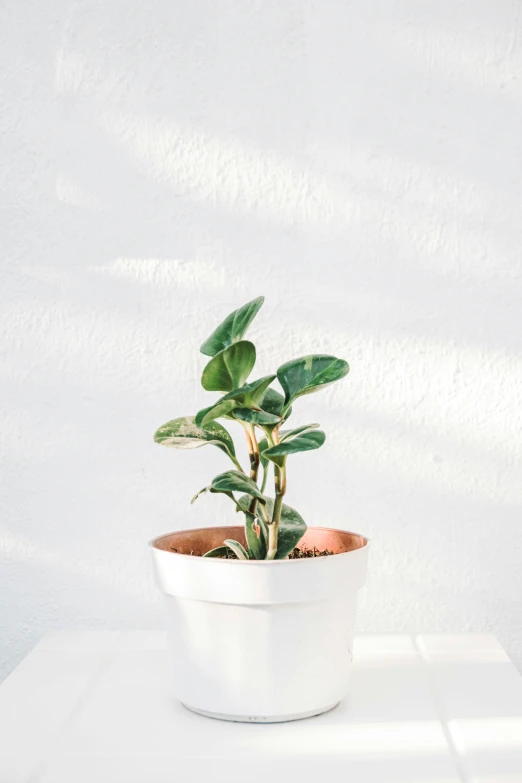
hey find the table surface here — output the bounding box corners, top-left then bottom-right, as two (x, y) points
(1, 632), (521, 783)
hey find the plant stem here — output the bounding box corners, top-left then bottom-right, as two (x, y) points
(245, 424), (260, 483)
(266, 428), (286, 560)
(260, 463), (269, 493)
(244, 424), (261, 518)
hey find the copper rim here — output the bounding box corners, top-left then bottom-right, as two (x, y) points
(150, 525), (369, 561)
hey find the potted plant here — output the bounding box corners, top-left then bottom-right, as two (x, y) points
(150, 296), (369, 722)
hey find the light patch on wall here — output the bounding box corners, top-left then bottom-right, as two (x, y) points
(97, 108), (344, 233)
(0, 295), (196, 392)
(275, 322), (522, 462)
(328, 420), (522, 507)
(95, 107), (517, 282)
(0, 529), (154, 604)
(53, 42), (518, 283)
(90, 258), (225, 290)
(56, 174), (100, 209)
(388, 21), (522, 100)
(54, 48), (126, 100)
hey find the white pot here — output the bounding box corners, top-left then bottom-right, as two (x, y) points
(150, 525), (369, 723)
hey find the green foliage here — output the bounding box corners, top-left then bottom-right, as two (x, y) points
(223, 539), (250, 560)
(279, 423), (320, 441)
(192, 470), (266, 505)
(154, 416), (236, 463)
(258, 423), (320, 468)
(265, 498), (307, 559)
(195, 399), (238, 428)
(226, 375), (277, 407)
(201, 341), (256, 392)
(258, 387), (289, 420)
(262, 430), (326, 467)
(237, 494), (303, 559)
(232, 408), (280, 425)
(195, 375), (277, 427)
(154, 296), (350, 559)
(200, 296), (265, 357)
(203, 546), (232, 558)
(238, 494), (268, 558)
(211, 470), (266, 501)
(277, 355), (349, 409)
(244, 511), (266, 559)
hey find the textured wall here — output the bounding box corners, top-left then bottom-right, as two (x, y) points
(1, 1), (522, 679)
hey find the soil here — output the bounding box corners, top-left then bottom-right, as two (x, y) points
(216, 546), (334, 559)
(169, 546), (335, 559)
(287, 546), (334, 558)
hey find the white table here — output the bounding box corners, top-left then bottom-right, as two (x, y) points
(1, 632), (521, 782)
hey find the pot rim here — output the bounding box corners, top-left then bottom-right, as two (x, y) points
(149, 524), (370, 564)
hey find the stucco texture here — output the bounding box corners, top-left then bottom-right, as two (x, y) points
(1, 1), (521, 678)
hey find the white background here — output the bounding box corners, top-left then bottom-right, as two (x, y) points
(1, 1), (521, 679)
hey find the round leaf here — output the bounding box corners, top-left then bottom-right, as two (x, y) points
(154, 416), (236, 461)
(210, 470), (266, 502)
(277, 355), (349, 406)
(195, 399), (238, 428)
(244, 511), (266, 560)
(196, 375), (277, 427)
(222, 374), (276, 408)
(238, 495), (307, 560)
(200, 296), (265, 357)
(259, 387), (291, 423)
(263, 497), (307, 560)
(280, 423), (320, 442)
(203, 546), (232, 558)
(262, 430), (326, 463)
(238, 494), (269, 553)
(223, 539), (250, 560)
(201, 341), (256, 392)
(257, 435), (270, 469)
(232, 408), (281, 425)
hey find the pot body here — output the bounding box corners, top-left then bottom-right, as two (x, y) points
(150, 525), (368, 723)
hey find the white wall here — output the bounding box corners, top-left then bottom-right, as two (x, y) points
(1, 0), (522, 679)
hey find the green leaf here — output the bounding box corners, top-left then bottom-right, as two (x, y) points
(259, 387), (291, 424)
(280, 423), (320, 441)
(257, 436), (270, 468)
(195, 399), (238, 428)
(190, 485), (210, 504)
(277, 355), (349, 407)
(267, 498), (307, 559)
(203, 546), (232, 558)
(232, 408), (281, 425)
(201, 341), (256, 392)
(223, 539), (250, 560)
(259, 459), (270, 493)
(200, 296), (265, 357)
(244, 510), (266, 559)
(238, 495), (306, 560)
(238, 492), (268, 560)
(154, 416), (236, 462)
(195, 375), (277, 427)
(258, 423), (321, 468)
(238, 495), (269, 554)
(210, 470), (266, 502)
(262, 430), (325, 464)
(223, 375), (276, 408)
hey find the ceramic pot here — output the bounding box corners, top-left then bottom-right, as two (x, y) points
(150, 525), (369, 723)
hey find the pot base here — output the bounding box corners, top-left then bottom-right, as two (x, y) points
(182, 701), (339, 723)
